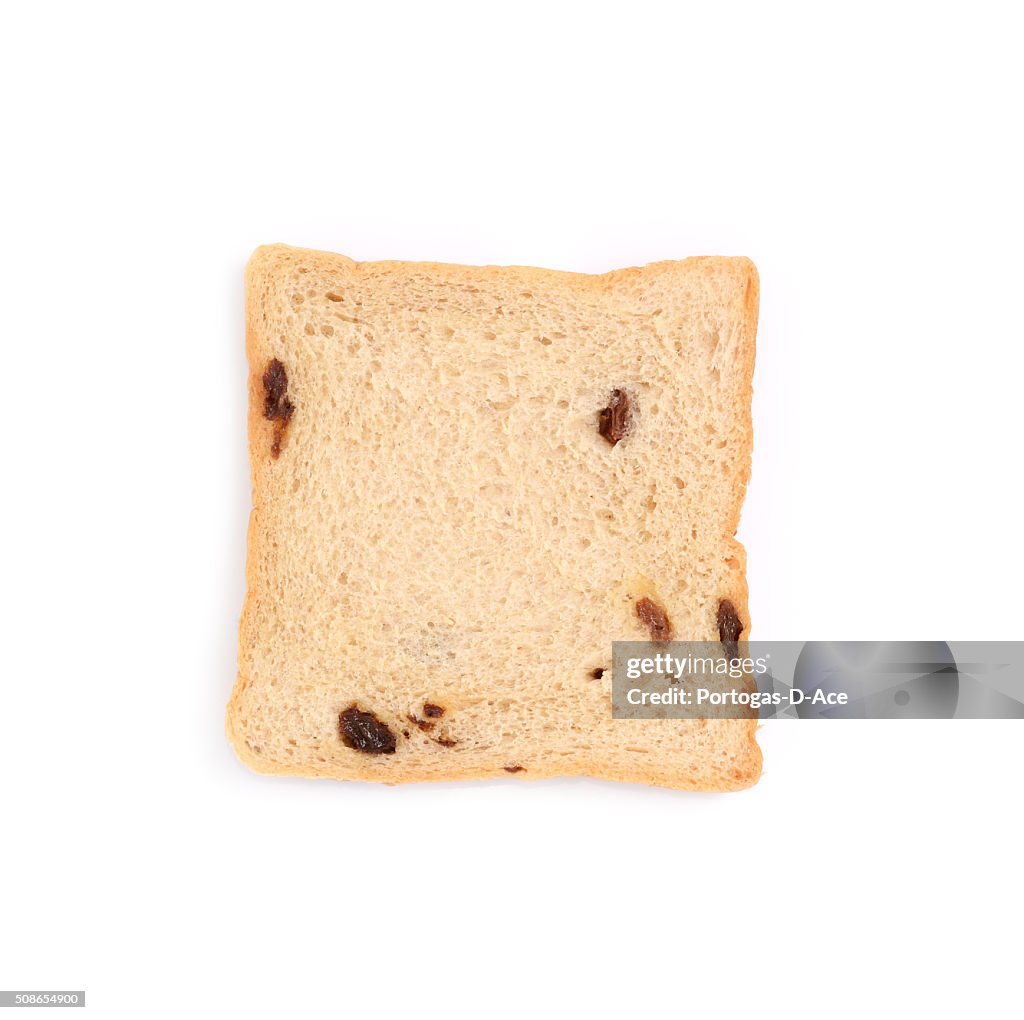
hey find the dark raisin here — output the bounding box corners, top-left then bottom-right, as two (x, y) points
(636, 597), (672, 642)
(422, 703), (445, 718)
(504, 765), (526, 773)
(598, 389), (632, 446)
(590, 668), (605, 680)
(262, 359), (293, 420)
(407, 714), (434, 732)
(262, 358), (295, 458)
(717, 599), (744, 660)
(339, 706), (397, 754)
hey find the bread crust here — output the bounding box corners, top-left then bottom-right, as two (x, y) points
(228, 245), (761, 791)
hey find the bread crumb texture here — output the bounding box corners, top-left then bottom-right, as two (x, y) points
(228, 245), (761, 791)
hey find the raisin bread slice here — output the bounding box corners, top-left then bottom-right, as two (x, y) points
(227, 244), (761, 790)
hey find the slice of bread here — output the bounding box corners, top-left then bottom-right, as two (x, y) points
(227, 244), (761, 791)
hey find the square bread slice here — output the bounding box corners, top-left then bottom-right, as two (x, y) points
(228, 244), (761, 791)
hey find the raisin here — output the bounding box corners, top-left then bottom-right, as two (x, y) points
(422, 703), (445, 718)
(504, 765), (526, 773)
(598, 389), (632, 446)
(406, 713), (435, 732)
(717, 599), (744, 660)
(590, 668), (605, 680)
(339, 706), (397, 754)
(262, 358), (295, 458)
(636, 597), (672, 642)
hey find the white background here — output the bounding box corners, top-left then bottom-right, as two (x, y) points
(2, 2), (1021, 1017)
